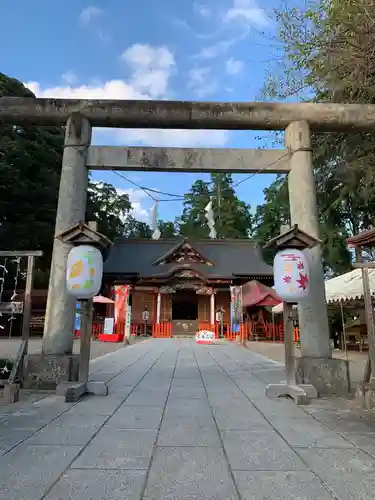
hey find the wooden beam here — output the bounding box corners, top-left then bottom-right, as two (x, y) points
(87, 146), (291, 173)
(0, 251), (43, 257)
(2, 98), (375, 131)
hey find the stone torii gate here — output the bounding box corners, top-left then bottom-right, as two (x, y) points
(1, 98), (367, 392)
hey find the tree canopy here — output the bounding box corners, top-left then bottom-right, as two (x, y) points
(177, 174), (253, 239)
(251, 0), (375, 275)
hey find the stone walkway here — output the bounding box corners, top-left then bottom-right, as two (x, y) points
(1, 339), (375, 499)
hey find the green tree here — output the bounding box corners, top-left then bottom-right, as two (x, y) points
(158, 220), (177, 238)
(123, 216), (152, 238)
(211, 173), (253, 238)
(0, 73), (64, 272)
(253, 0), (375, 275)
(86, 181), (132, 242)
(252, 176), (290, 264)
(177, 174), (252, 239)
(0, 72), (162, 284)
(177, 180), (211, 238)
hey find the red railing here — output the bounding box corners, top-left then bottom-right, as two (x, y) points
(74, 320), (300, 344)
(198, 323), (218, 338)
(152, 322), (172, 338)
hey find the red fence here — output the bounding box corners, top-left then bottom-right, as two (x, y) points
(152, 323), (172, 338)
(74, 320), (300, 344)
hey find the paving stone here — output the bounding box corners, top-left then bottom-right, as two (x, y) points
(0, 444), (82, 500)
(233, 470), (334, 500)
(271, 417), (355, 448)
(52, 412), (108, 428)
(168, 385), (207, 399)
(25, 419), (103, 446)
(298, 447), (375, 500)
(0, 429), (34, 453)
(65, 396), (125, 416)
(45, 469), (147, 500)
(106, 384), (135, 398)
(124, 389), (169, 406)
(212, 405), (274, 431)
(341, 432), (375, 457)
(221, 430), (306, 471)
(105, 405), (164, 429)
(164, 398), (213, 420)
(157, 419), (220, 446)
(71, 428), (157, 469)
(251, 398), (310, 420)
(143, 446), (239, 500)
(171, 378), (203, 387)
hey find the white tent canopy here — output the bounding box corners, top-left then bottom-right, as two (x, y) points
(272, 268), (375, 314)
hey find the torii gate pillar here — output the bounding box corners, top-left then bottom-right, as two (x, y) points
(286, 121), (350, 394)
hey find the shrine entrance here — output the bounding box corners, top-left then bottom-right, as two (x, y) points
(172, 292), (198, 321)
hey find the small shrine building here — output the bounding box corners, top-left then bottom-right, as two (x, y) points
(100, 237), (273, 339)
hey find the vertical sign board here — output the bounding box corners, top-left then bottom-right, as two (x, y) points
(75, 301), (81, 331)
(114, 285), (130, 339)
(125, 306), (132, 338)
(104, 317), (115, 334)
(230, 286), (242, 333)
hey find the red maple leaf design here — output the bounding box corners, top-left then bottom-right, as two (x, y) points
(296, 272), (309, 290)
(297, 261), (304, 270)
(283, 276), (292, 284)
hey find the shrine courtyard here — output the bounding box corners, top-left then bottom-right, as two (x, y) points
(0, 338), (375, 500)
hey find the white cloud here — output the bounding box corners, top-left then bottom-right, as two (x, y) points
(121, 44), (175, 98)
(116, 187), (150, 221)
(61, 71), (77, 85)
(194, 2), (211, 17)
(196, 39), (234, 59)
(188, 67), (218, 98)
(225, 0), (269, 27)
(79, 6), (104, 24)
(225, 57), (244, 74)
(26, 43), (229, 148)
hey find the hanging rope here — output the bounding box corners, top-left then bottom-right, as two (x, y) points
(205, 199), (217, 239)
(150, 201), (161, 240)
(0, 258), (8, 330)
(8, 257), (21, 339)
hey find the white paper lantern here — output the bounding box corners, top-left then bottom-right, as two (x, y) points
(66, 245), (103, 299)
(273, 248), (310, 302)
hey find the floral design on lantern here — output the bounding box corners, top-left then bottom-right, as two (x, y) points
(273, 249), (310, 302)
(66, 245), (103, 299)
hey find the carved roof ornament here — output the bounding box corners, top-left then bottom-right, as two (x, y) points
(153, 238), (214, 266)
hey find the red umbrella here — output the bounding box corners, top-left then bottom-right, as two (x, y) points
(93, 295), (115, 304)
(242, 280), (282, 308)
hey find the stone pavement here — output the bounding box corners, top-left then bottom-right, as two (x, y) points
(1, 339), (375, 499)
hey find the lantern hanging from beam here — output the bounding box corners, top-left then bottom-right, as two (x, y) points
(273, 249), (310, 302)
(66, 245), (103, 299)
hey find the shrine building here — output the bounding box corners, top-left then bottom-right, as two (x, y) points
(101, 238), (273, 339)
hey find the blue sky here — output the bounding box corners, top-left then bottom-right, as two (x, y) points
(1, 0), (286, 223)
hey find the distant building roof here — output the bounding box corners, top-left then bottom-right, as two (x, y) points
(242, 280), (281, 307)
(347, 228), (375, 248)
(104, 238), (273, 280)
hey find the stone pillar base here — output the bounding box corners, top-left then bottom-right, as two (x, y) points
(355, 382), (375, 410)
(23, 354), (79, 390)
(265, 383), (317, 405)
(295, 356), (351, 395)
(56, 381), (108, 402)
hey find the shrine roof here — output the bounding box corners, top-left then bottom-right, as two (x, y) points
(347, 228), (375, 248)
(103, 238), (273, 279)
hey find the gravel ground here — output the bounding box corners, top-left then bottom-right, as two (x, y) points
(246, 341), (367, 385)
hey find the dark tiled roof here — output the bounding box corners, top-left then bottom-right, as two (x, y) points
(104, 238), (273, 278)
